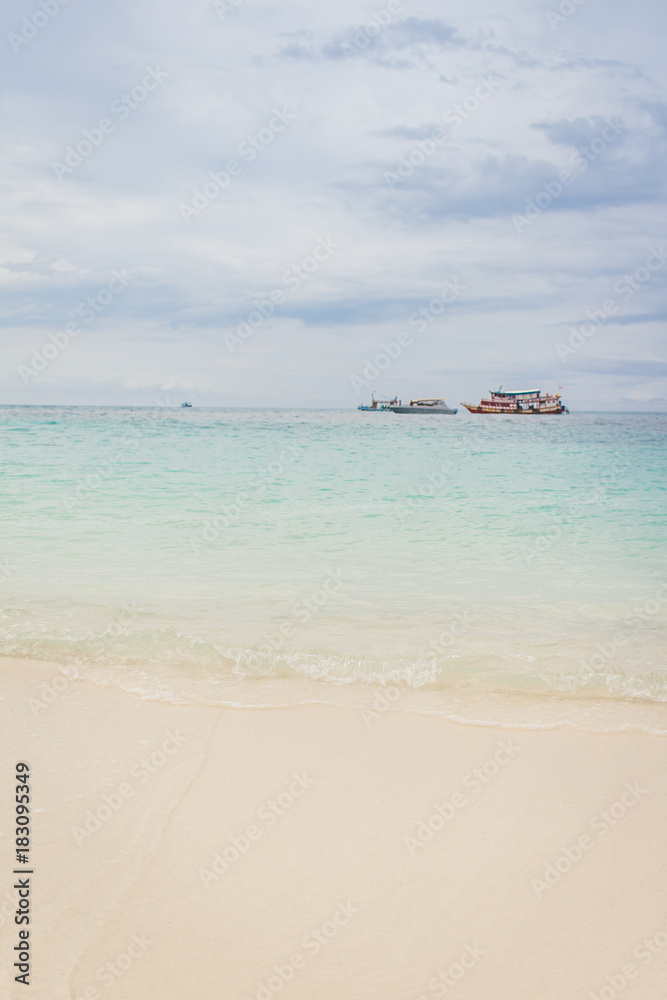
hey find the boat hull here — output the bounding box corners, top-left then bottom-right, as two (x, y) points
(388, 406), (458, 415)
(461, 403), (567, 415)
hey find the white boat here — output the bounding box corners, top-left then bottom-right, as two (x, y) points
(387, 398), (458, 415)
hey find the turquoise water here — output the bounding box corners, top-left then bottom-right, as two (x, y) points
(1, 406), (665, 705)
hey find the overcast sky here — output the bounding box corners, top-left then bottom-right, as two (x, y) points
(1, 0), (665, 409)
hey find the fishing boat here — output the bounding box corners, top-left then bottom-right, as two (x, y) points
(388, 398), (458, 415)
(180, 402), (193, 408)
(358, 394), (398, 411)
(461, 388), (568, 415)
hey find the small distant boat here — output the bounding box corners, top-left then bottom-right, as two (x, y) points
(358, 394), (398, 411)
(461, 388), (568, 415)
(180, 402), (193, 408)
(388, 398), (458, 415)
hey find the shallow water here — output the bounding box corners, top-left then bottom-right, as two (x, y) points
(1, 406), (665, 717)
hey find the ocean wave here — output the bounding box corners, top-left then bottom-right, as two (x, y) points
(4, 653), (666, 738)
(1, 622), (665, 707)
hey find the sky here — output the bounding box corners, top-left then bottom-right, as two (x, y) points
(0, 0), (666, 409)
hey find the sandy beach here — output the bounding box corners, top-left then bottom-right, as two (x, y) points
(2, 656), (666, 1000)
(2, 0), (666, 988)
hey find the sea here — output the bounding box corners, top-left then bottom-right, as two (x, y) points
(1, 406), (665, 732)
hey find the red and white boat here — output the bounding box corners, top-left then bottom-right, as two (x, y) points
(461, 388), (568, 415)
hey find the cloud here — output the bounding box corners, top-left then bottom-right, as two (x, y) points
(566, 358), (667, 377)
(532, 116), (628, 148)
(370, 112), (667, 225)
(282, 17), (462, 67)
(0, 0), (665, 408)
(374, 124), (441, 140)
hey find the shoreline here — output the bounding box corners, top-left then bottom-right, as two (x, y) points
(5, 655), (667, 737)
(2, 657), (667, 999)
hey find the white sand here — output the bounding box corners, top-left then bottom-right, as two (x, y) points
(1, 657), (667, 1000)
